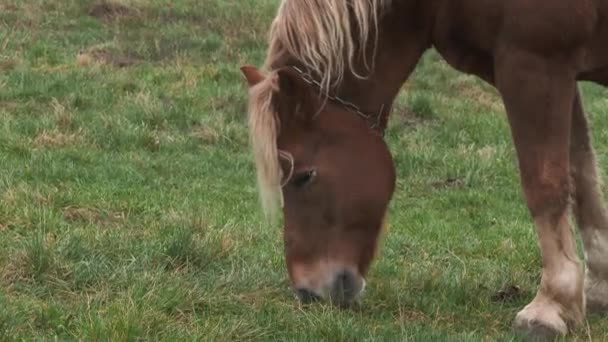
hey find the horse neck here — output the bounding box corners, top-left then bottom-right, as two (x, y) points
(267, 0), (436, 132)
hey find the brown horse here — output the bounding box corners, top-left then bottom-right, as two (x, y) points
(242, 0), (608, 339)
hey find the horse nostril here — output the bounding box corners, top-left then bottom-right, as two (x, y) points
(331, 271), (360, 305)
(296, 288), (322, 304)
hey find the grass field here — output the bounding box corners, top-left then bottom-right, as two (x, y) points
(1, 0), (608, 340)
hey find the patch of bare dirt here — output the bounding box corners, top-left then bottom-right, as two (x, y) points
(492, 285), (524, 303)
(88, 1), (138, 21)
(77, 47), (139, 68)
(431, 177), (466, 189)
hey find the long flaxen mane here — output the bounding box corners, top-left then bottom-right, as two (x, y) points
(247, 0), (390, 217)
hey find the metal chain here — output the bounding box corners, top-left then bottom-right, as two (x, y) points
(291, 66), (385, 134)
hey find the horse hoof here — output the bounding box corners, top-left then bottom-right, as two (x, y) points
(513, 303), (568, 341)
(586, 273), (608, 314)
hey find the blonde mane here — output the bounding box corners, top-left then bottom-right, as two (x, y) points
(248, 0), (390, 218)
(248, 77), (282, 218)
(266, 0), (390, 89)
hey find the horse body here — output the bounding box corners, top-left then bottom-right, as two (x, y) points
(433, 0), (608, 84)
(243, 0), (608, 339)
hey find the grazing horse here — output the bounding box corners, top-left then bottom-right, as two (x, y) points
(241, 0), (608, 339)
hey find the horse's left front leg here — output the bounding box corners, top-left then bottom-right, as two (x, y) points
(495, 48), (584, 339)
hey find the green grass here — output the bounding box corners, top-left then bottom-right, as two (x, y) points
(1, 0), (607, 340)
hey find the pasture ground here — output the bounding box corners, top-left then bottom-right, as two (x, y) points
(1, 0), (607, 340)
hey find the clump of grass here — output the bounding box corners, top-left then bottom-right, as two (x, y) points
(33, 303), (72, 337)
(161, 227), (206, 270)
(59, 235), (113, 290)
(0, 293), (13, 334)
(24, 233), (55, 280)
(142, 131), (161, 152)
(407, 94), (436, 120)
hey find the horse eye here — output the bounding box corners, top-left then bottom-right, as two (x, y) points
(292, 169), (317, 188)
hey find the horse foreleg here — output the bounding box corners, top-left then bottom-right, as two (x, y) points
(570, 89), (608, 313)
(496, 48), (585, 339)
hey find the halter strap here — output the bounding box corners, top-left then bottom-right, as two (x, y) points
(290, 66), (387, 136)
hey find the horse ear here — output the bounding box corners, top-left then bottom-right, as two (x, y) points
(271, 67), (319, 122)
(240, 65), (266, 87)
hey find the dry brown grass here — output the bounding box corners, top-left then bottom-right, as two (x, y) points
(0, 251), (28, 290)
(0, 3), (18, 11)
(392, 104), (427, 127)
(32, 129), (83, 149)
(2, 187), (19, 205)
(189, 125), (220, 144)
(450, 77), (503, 112)
(63, 206), (125, 227)
(0, 58), (19, 71)
(51, 98), (73, 131)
